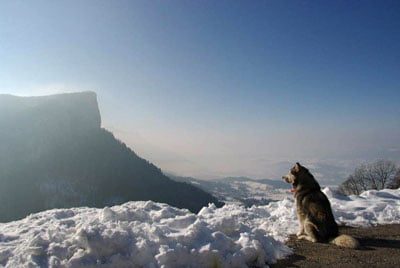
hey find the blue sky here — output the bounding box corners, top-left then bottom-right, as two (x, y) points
(1, 1), (399, 182)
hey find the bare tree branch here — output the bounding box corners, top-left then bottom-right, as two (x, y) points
(339, 160), (398, 195)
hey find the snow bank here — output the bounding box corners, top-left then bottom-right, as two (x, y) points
(324, 187), (400, 227)
(1, 187), (400, 267)
(0, 202), (291, 268)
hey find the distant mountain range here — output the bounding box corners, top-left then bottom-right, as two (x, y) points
(168, 175), (290, 206)
(0, 92), (222, 222)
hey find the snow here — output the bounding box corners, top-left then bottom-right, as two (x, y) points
(324, 187), (400, 227)
(228, 180), (289, 202)
(0, 202), (291, 268)
(1, 188), (400, 268)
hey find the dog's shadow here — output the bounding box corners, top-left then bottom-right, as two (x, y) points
(359, 237), (400, 250)
(271, 233), (400, 267)
(340, 225), (400, 250)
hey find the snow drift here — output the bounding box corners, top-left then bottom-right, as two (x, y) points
(1, 188), (400, 267)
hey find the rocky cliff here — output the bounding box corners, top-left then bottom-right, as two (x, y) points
(0, 91), (101, 131)
(0, 92), (222, 222)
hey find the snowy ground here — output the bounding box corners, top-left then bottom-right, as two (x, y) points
(1, 188), (400, 268)
(170, 175), (290, 206)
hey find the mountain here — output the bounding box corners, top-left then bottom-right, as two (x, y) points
(169, 175), (290, 206)
(0, 92), (222, 222)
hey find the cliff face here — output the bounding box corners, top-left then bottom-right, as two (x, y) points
(0, 92), (222, 222)
(0, 91), (101, 132)
(0, 92), (102, 179)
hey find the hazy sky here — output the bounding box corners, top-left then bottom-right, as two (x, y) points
(1, 1), (399, 181)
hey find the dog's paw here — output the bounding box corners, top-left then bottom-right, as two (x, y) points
(297, 235), (317, 243)
(297, 234), (307, 240)
(308, 237), (317, 243)
(296, 231), (305, 237)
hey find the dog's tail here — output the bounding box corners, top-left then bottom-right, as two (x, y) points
(330, 234), (359, 249)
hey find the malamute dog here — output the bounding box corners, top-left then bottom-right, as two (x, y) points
(282, 162), (359, 248)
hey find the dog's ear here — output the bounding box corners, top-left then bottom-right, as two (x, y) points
(294, 162), (301, 172)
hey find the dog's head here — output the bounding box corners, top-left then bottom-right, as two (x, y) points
(282, 162), (320, 193)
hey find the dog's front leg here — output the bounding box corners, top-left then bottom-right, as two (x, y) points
(296, 212), (305, 237)
(296, 222), (305, 237)
(298, 220), (318, 243)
